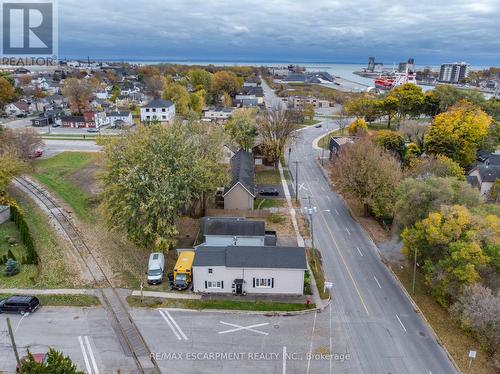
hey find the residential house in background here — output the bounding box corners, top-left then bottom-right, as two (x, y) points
(223, 150), (256, 210)
(467, 152), (500, 196)
(107, 111), (133, 126)
(61, 111), (109, 128)
(203, 107), (234, 121)
(285, 96), (331, 109)
(5, 101), (32, 116)
(192, 245), (306, 295)
(30, 109), (65, 127)
(140, 99), (175, 123)
(329, 136), (355, 160)
(196, 217), (276, 248)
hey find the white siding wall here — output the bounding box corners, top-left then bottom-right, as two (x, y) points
(140, 105), (176, 122)
(204, 235), (265, 247)
(193, 266), (304, 295)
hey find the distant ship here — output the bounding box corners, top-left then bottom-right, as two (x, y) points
(374, 70), (417, 91)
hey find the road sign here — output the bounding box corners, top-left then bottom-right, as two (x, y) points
(324, 281), (333, 293)
(469, 350), (476, 359)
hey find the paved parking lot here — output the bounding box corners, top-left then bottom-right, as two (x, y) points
(0, 307), (136, 374)
(131, 307), (354, 374)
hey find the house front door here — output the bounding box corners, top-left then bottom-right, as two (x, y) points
(235, 283), (243, 294)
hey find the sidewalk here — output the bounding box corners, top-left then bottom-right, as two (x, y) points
(0, 288), (96, 295)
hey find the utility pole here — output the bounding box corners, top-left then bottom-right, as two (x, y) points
(6, 318), (21, 367)
(293, 161), (300, 203)
(412, 248), (418, 294)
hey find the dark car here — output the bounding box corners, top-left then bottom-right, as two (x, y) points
(16, 353), (48, 372)
(87, 128), (99, 133)
(29, 149), (43, 159)
(259, 187), (279, 196)
(314, 123), (322, 128)
(0, 295), (40, 315)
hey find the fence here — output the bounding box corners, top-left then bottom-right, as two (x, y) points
(206, 208), (271, 218)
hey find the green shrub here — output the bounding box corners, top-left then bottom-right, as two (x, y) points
(3, 258), (20, 276)
(9, 205), (38, 264)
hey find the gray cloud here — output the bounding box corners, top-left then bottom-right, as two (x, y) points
(58, 0), (500, 64)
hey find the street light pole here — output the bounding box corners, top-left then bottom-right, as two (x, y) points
(6, 318), (21, 367)
(293, 161), (300, 203)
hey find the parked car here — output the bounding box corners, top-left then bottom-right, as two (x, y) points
(147, 252), (165, 285)
(51, 123), (60, 128)
(0, 295), (40, 315)
(16, 353), (48, 372)
(16, 113), (27, 118)
(259, 187), (279, 196)
(87, 128), (99, 133)
(315, 123), (322, 128)
(29, 149), (43, 159)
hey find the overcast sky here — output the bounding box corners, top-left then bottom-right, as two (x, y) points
(58, 0), (500, 65)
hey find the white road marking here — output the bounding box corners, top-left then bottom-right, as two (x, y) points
(78, 336), (93, 374)
(356, 246), (363, 257)
(306, 312), (317, 374)
(345, 227), (351, 235)
(162, 310), (188, 340)
(159, 310), (181, 340)
(395, 314), (407, 332)
(298, 182), (308, 192)
(334, 208), (339, 215)
(218, 321), (269, 335)
(84, 336), (99, 374)
(373, 276), (382, 289)
(326, 195), (331, 201)
(282, 346), (287, 374)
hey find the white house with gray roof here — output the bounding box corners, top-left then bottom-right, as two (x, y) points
(223, 150), (255, 210)
(192, 246), (306, 295)
(140, 99), (175, 123)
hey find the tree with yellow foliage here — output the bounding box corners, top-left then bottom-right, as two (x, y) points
(347, 118), (368, 135)
(424, 101), (492, 167)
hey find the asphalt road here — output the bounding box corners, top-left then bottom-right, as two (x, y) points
(262, 78), (458, 374)
(41, 139), (101, 157)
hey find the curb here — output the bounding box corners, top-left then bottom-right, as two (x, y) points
(314, 159), (463, 374)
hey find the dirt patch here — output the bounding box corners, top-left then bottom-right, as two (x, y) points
(67, 155), (103, 196)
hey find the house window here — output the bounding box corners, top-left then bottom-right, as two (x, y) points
(162, 115), (166, 120)
(254, 278), (273, 288)
(206, 281), (223, 289)
(152, 108), (156, 112)
(162, 108), (166, 112)
(208, 268), (213, 274)
(145, 108), (150, 112)
(146, 116), (150, 120)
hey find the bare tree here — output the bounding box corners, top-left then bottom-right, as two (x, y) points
(334, 108), (350, 135)
(399, 121), (430, 149)
(256, 107), (301, 168)
(1, 128), (44, 160)
(61, 78), (93, 114)
(144, 75), (165, 99)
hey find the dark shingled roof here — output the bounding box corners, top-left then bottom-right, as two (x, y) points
(201, 217), (265, 236)
(193, 246), (306, 269)
(478, 165), (500, 183)
(193, 247), (226, 267)
(144, 99), (174, 108)
(225, 149), (255, 196)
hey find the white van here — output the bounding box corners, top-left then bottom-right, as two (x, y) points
(147, 252), (165, 285)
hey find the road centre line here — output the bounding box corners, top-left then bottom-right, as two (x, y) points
(356, 246), (363, 256)
(395, 314), (407, 332)
(306, 312), (317, 374)
(373, 276), (382, 289)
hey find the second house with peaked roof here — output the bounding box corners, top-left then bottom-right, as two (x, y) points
(223, 150), (255, 210)
(140, 99), (176, 123)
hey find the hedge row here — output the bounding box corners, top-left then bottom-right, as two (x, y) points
(9, 205), (38, 265)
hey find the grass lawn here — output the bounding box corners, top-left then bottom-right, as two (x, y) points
(32, 152), (99, 221)
(2, 189), (76, 289)
(254, 198), (285, 209)
(0, 294), (100, 307)
(256, 169), (282, 185)
(318, 129), (343, 149)
(307, 248), (329, 300)
(302, 119), (321, 127)
(393, 266), (496, 374)
(0, 220), (27, 262)
(127, 296), (315, 312)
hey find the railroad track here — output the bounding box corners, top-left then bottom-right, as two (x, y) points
(13, 176), (161, 374)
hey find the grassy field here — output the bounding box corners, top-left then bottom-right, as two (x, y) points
(0, 294), (100, 307)
(2, 190), (77, 289)
(256, 169), (282, 185)
(393, 266), (496, 374)
(32, 152), (99, 221)
(127, 296), (315, 311)
(0, 221), (27, 262)
(254, 198), (286, 209)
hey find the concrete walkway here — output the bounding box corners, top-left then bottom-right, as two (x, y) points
(130, 290), (201, 300)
